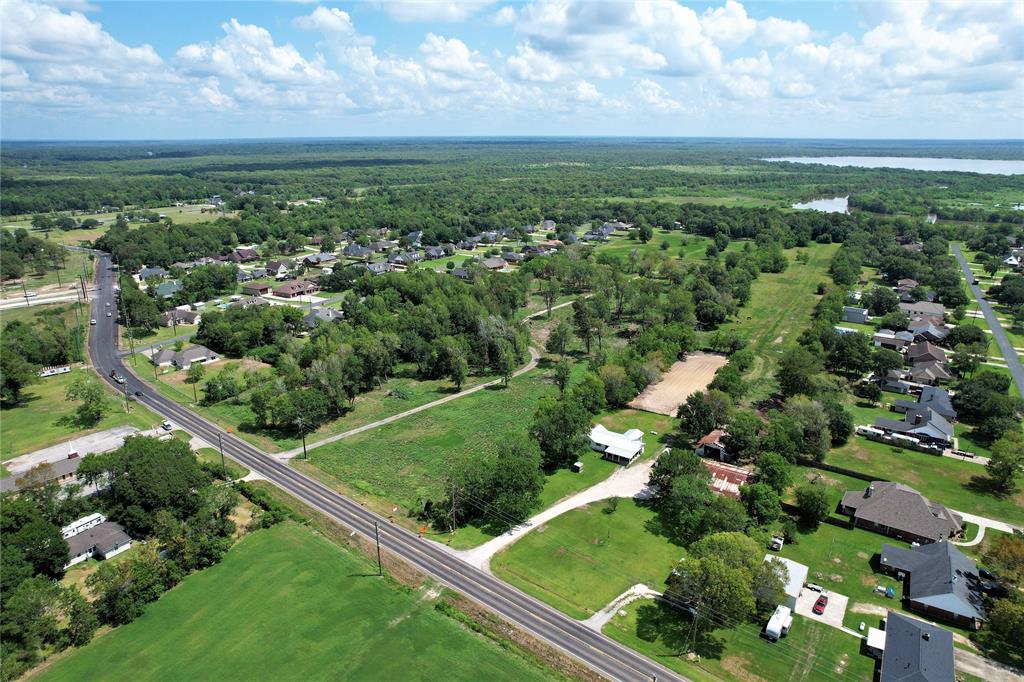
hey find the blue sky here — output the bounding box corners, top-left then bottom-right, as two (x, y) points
(2, 0), (1022, 140)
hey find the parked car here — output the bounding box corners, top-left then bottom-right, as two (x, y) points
(160, 420), (173, 431)
(768, 535), (784, 551)
(90, 319), (97, 325)
(813, 595), (829, 615)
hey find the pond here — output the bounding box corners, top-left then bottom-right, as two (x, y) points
(764, 156), (1024, 175)
(792, 196), (849, 214)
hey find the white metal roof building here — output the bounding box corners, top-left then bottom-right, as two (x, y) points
(588, 424), (645, 466)
(764, 555), (809, 610)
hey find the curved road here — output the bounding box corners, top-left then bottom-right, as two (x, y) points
(88, 253), (684, 682)
(951, 243), (1024, 396)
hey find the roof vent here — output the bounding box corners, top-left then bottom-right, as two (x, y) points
(922, 632), (930, 641)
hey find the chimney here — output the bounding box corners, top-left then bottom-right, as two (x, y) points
(866, 484), (875, 498)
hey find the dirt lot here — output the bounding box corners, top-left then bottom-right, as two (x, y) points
(629, 352), (728, 415)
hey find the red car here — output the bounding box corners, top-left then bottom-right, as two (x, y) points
(812, 595), (829, 615)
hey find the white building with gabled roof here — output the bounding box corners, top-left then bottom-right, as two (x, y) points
(588, 424), (645, 466)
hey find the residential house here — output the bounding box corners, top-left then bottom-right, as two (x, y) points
(368, 240), (395, 253)
(909, 361), (952, 385)
(344, 243), (372, 259)
(234, 247), (259, 261)
(456, 239), (477, 250)
(583, 230), (608, 242)
(155, 280), (182, 299)
(840, 481), (962, 544)
(602, 221), (632, 231)
(388, 251), (422, 266)
(879, 542), (986, 629)
(896, 278), (920, 293)
(695, 429), (730, 461)
(450, 268), (472, 281)
(303, 252), (337, 267)
(250, 268), (268, 280)
(62, 513), (106, 539)
(764, 555), (809, 611)
(893, 386), (956, 421)
(152, 344), (219, 370)
(241, 282), (272, 297)
(406, 231), (424, 246)
(869, 611), (955, 682)
(842, 306), (870, 324)
(265, 260), (293, 278)
(65, 521), (132, 568)
(233, 296), (271, 309)
(874, 406), (954, 448)
(588, 424), (645, 465)
(161, 309), (200, 327)
(522, 224), (537, 234)
(139, 266), (168, 280)
(273, 281), (319, 298)
(899, 301), (946, 320)
(540, 219), (556, 231)
(482, 257), (507, 271)
(236, 269), (254, 283)
(220, 251), (243, 264)
(874, 329), (915, 351)
(908, 317), (950, 344)
(907, 342), (947, 365)
(303, 307), (344, 329)
(424, 246), (447, 260)
(880, 369), (918, 394)
(502, 252), (525, 263)
(0, 457), (82, 494)
(350, 262), (391, 276)
(171, 260), (196, 272)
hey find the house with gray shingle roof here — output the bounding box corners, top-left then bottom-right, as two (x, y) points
(875, 406), (954, 447)
(155, 280), (182, 299)
(303, 307), (344, 329)
(879, 542), (986, 629)
(894, 386), (956, 421)
(139, 265), (168, 280)
(875, 611), (955, 682)
(840, 481), (962, 544)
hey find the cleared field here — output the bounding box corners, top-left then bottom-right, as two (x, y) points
(40, 523), (555, 682)
(629, 352), (727, 415)
(491, 498), (683, 620)
(1, 368), (160, 460)
(307, 369), (558, 510)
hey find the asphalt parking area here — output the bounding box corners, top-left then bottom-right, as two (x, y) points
(795, 586), (848, 629)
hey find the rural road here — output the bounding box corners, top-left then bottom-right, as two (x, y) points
(951, 243), (1024, 396)
(87, 252), (687, 682)
(277, 297), (576, 457)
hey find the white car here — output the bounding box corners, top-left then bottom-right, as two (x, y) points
(160, 421), (173, 431)
(105, 301), (110, 307)
(106, 312), (112, 317)
(90, 319), (97, 325)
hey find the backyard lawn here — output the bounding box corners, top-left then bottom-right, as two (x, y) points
(827, 435), (1024, 527)
(41, 523), (555, 682)
(604, 598), (875, 682)
(491, 498), (683, 620)
(1, 368), (161, 460)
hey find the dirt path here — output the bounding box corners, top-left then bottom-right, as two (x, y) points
(629, 352), (727, 415)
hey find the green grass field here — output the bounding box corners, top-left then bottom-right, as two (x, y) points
(1, 369), (161, 460)
(307, 369), (558, 510)
(196, 447), (250, 479)
(827, 434), (1024, 526)
(491, 499), (683, 620)
(0, 249), (93, 299)
(40, 523), (555, 682)
(604, 598), (874, 682)
(721, 243), (839, 400)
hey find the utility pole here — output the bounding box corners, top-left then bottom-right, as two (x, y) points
(218, 432), (225, 470)
(21, 281), (29, 307)
(119, 293), (137, 366)
(121, 379), (130, 412)
(374, 521), (383, 576)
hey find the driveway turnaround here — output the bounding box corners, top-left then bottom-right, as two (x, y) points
(86, 251), (689, 682)
(951, 243), (1024, 396)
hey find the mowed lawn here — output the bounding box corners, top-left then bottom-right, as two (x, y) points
(41, 524), (555, 682)
(827, 435), (1024, 527)
(307, 369), (558, 508)
(1, 368), (160, 459)
(491, 499), (683, 620)
(604, 598), (874, 682)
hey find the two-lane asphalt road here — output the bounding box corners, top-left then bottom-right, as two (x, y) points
(951, 243), (1024, 396)
(87, 253), (685, 682)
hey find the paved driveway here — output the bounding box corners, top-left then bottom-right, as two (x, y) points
(795, 586), (848, 630)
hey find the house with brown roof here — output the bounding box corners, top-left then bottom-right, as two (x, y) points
(695, 429), (730, 461)
(273, 281), (319, 298)
(907, 342), (947, 365)
(234, 247), (259, 261)
(242, 282), (272, 296)
(482, 257), (507, 270)
(840, 481), (962, 544)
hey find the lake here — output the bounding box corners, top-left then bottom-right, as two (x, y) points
(764, 156), (1024, 175)
(792, 196), (849, 214)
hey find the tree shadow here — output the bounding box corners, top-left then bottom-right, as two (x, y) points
(635, 601), (726, 660)
(966, 475), (1012, 499)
